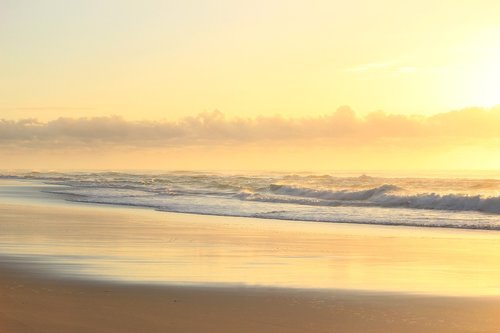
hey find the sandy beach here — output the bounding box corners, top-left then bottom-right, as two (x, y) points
(1, 181), (500, 332)
(2, 262), (500, 333)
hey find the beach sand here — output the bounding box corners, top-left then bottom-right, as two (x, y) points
(2, 263), (500, 333)
(1, 182), (500, 332)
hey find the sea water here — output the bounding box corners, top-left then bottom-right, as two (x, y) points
(2, 170), (500, 230)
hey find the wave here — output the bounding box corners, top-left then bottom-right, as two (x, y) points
(373, 193), (500, 214)
(46, 193), (500, 231)
(236, 184), (500, 215)
(269, 184), (401, 201)
(3, 171), (500, 230)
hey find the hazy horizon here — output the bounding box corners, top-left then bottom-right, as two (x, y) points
(2, 105), (500, 171)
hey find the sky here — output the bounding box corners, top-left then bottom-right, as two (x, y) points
(1, 0), (500, 171)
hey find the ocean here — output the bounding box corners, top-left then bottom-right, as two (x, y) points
(2, 170), (500, 230)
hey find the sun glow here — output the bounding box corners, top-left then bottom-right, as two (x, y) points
(469, 60), (500, 107)
(1, 1), (500, 170)
(455, 30), (500, 108)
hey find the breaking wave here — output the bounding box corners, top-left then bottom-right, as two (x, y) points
(2, 171), (500, 230)
(269, 184), (402, 201)
(231, 184), (500, 215)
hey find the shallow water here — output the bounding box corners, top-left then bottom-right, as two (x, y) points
(1, 180), (500, 296)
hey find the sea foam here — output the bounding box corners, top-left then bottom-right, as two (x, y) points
(2, 171), (500, 230)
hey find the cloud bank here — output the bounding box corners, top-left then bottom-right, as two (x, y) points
(1, 106), (500, 148)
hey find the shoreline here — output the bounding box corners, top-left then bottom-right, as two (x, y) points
(1, 197), (500, 295)
(0, 177), (500, 231)
(3, 178), (500, 234)
(2, 180), (500, 331)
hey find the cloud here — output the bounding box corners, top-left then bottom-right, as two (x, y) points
(346, 63), (417, 76)
(1, 106), (500, 149)
(0, 106), (94, 111)
(346, 63), (392, 72)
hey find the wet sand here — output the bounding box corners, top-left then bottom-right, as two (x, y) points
(2, 200), (500, 295)
(2, 263), (500, 333)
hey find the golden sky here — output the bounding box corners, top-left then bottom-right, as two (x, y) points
(1, 0), (499, 170)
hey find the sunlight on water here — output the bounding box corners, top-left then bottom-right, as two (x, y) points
(1, 183), (500, 296)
